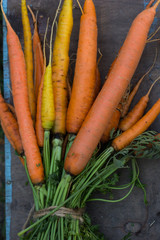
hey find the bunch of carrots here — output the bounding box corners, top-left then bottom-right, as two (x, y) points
(2, 0), (160, 239)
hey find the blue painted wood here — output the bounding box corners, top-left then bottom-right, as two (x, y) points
(3, 0), (12, 239)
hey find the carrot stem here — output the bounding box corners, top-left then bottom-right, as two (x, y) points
(64, 134), (76, 159)
(24, 158), (39, 211)
(18, 149), (128, 236)
(88, 158), (137, 203)
(46, 138), (63, 206)
(43, 130), (50, 179)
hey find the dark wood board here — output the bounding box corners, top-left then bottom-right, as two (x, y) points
(4, 0), (160, 239)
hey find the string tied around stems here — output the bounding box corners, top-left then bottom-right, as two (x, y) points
(22, 204), (85, 230)
(33, 206), (85, 222)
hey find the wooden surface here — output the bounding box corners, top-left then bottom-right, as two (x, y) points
(4, 0), (160, 239)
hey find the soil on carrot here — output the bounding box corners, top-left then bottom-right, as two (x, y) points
(0, 11), (5, 240)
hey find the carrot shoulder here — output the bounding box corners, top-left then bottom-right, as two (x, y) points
(64, 2), (159, 175)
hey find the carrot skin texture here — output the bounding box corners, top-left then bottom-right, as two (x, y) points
(112, 98), (160, 151)
(101, 108), (121, 143)
(7, 103), (17, 119)
(52, 0), (73, 135)
(64, 5), (157, 175)
(2, 118), (25, 166)
(0, 93), (23, 155)
(34, 43), (44, 101)
(28, 6), (44, 101)
(1, 120), (16, 150)
(35, 71), (45, 147)
(2, 8), (44, 184)
(0, 115), (23, 155)
(120, 75), (160, 131)
(21, 0), (36, 122)
(66, 0), (97, 134)
(119, 95), (149, 131)
(41, 65), (55, 130)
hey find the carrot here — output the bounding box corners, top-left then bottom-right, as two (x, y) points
(112, 98), (160, 151)
(64, 1), (160, 176)
(146, 0), (155, 9)
(45, 0), (73, 207)
(21, 0), (36, 123)
(1, 120), (16, 149)
(27, 6), (44, 101)
(35, 69), (45, 147)
(121, 48), (157, 118)
(101, 104), (122, 143)
(7, 103), (17, 119)
(0, 93), (23, 155)
(52, 0), (73, 135)
(1, 119), (24, 165)
(41, 61), (55, 131)
(41, 17), (55, 179)
(1, 1), (44, 184)
(119, 76), (160, 131)
(1, 119), (22, 155)
(66, 0), (97, 134)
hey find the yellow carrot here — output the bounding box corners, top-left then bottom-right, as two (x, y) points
(52, 0), (73, 135)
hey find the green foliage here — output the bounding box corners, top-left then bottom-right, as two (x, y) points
(121, 232), (133, 240)
(80, 214), (104, 240)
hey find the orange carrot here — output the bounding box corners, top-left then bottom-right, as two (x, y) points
(146, 0), (155, 9)
(21, 0), (36, 123)
(64, 1), (160, 176)
(35, 69), (45, 147)
(27, 6), (44, 101)
(7, 103), (17, 119)
(121, 48), (157, 118)
(0, 93), (23, 155)
(1, 1), (44, 184)
(1, 120), (16, 149)
(119, 76), (160, 131)
(112, 98), (160, 151)
(1, 119), (24, 166)
(101, 104), (122, 143)
(66, 0), (97, 134)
